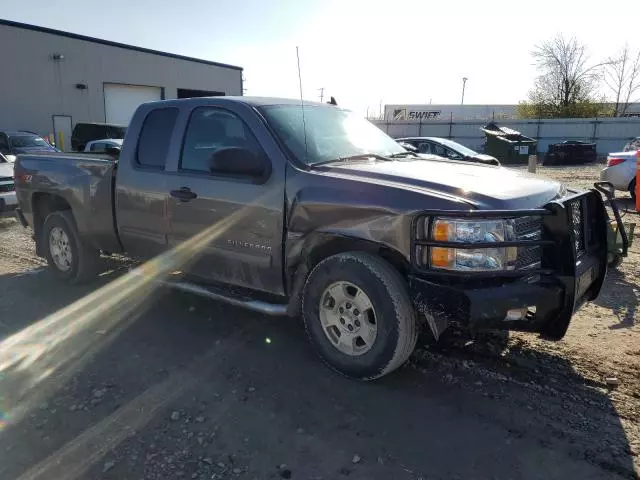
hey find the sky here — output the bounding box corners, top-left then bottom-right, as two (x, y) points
(3, 0), (638, 115)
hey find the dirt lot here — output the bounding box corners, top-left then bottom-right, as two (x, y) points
(0, 164), (638, 480)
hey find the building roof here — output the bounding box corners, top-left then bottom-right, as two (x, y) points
(0, 18), (242, 71)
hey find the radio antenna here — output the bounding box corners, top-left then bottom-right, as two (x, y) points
(296, 46), (308, 162)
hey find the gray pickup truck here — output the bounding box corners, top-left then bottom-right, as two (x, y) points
(14, 97), (615, 379)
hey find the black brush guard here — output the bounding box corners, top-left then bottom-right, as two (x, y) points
(408, 186), (622, 340)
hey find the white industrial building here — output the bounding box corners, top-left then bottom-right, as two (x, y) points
(0, 19), (243, 151)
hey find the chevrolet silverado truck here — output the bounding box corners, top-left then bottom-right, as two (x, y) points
(14, 97), (620, 380)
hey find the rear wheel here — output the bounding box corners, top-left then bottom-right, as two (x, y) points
(42, 210), (101, 284)
(302, 252), (417, 380)
(629, 178), (636, 203)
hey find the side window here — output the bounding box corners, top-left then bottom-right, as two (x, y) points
(180, 107), (262, 174)
(416, 142), (431, 154)
(445, 148), (463, 160)
(431, 143), (447, 157)
(136, 108), (178, 168)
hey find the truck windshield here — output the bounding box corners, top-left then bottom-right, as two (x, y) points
(10, 134), (51, 148)
(261, 105), (405, 165)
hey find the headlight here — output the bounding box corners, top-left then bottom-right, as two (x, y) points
(429, 218), (519, 271)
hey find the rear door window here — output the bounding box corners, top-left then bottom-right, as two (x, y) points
(136, 108), (178, 169)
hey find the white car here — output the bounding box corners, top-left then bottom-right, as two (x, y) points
(84, 138), (123, 153)
(0, 153), (16, 212)
(599, 150), (638, 201)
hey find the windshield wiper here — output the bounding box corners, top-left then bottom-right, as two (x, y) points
(388, 151), (419, 158)
(311, 153), (392, 167)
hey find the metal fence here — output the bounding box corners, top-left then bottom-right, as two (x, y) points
(371, 117), (640, 155)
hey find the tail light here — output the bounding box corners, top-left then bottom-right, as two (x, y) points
(607, 157), (626, 167)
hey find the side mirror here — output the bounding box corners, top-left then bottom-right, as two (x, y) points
(105, 145), (121, 157)
(209, 147), (270, 178)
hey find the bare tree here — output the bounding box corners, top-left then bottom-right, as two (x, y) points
(603, 44), (640, 116)
(526, 34), (603, 117)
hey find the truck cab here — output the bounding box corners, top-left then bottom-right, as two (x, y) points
(13, 97), (618, 380)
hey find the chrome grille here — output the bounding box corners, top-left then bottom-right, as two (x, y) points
(567, 199), (585, 256)
(514, 216), (542, 269)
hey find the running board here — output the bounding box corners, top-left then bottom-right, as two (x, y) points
(162, 279), (288, 316)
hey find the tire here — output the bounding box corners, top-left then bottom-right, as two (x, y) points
(42, 210), (101, 284)
(302, 252), (417, 380)
(629, 179), (636, 203)
(607, 253), (624, 270)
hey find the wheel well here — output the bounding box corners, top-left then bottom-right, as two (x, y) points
(306, 237), (409, 277)
(286, 235), (410, 316)
(32, 193), (72, 256)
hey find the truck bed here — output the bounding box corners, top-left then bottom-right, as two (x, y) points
(14, 153), (122, 254)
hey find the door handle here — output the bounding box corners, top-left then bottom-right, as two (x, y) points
(170, 187), (198, 202)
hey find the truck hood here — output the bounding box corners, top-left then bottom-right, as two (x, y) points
(328, 158), (563, 209)
(0, 162), (14, 178)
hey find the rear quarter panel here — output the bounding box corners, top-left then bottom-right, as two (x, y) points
(14, 153), (121, 253)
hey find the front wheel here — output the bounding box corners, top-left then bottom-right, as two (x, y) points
(629, 179), (636, 203)
(302, 252), (417, 380)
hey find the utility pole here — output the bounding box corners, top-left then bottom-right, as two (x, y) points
(318, 87), (324, 103)
(461, 77), (468, 105)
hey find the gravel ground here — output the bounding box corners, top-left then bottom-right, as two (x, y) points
(0, 164), (638, 480)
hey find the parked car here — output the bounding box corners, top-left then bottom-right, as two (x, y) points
(14, 97), (617, 380)
(0, 152), (16, 212)
(396, 137), (500, 165)
(84, 138), (123, 153)
(600, 150), (638, 201)
(0, 130), (57, 155)
(71, 122), (127, 151)
(545, 140), (597, 165)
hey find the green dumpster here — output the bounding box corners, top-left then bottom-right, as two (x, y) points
(481, 122), (537, 165)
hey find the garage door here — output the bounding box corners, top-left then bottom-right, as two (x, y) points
(104, 84), (162, 125)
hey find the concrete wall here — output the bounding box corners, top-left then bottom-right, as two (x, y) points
(0, 22), (242, 136)
(372, 117), (640, 155)
(380, 103), (640, 122)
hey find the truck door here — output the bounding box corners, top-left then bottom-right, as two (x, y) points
(165, 105), (285, 295)
(115, 107), (178, 259)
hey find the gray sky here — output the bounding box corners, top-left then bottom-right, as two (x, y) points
(3, 0), (637, 115)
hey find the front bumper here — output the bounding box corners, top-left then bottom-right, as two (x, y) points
(408, 189), (609, 340)
(0, 192), (17, 212)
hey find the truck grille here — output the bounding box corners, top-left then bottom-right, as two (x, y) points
(0, 182), (14, 193)
(514, 216), (542, 269)
(567, 199), (585, 257)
